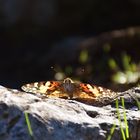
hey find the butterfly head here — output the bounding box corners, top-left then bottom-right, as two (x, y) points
(63, 78), (74, 84)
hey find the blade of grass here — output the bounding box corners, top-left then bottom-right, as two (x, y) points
(116, 99), (126, 140)
(135, 98), (140, 110)
(106, 122), (116, 140)
(121, 97), (129, 138)
(24, 112), (33, 137)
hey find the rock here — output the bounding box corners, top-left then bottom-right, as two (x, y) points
(0, 85), (140, 140)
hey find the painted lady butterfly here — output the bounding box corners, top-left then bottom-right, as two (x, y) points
(21, 78), (119, 106)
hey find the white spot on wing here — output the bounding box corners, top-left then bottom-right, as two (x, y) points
(34, 82), (38, 87)
(87, 84), (99, 95)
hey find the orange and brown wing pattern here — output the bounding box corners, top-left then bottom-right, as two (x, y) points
(73, 83), (118, 106)
(21, 81), (61, 93)
(21, 81), (70, 98)
(22, 78), (119, 106)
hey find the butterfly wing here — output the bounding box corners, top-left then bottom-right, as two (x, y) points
(22, 79), (119, 106)
(21, 81), (70, 98)
(73, 83), (118, 106)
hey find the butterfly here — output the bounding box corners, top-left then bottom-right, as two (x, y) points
(21, 78), (119, 106)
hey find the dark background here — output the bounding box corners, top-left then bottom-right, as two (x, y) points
(0, 0), (140, 90)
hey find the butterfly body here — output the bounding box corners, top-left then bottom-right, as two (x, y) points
(21, 78), (118, 106)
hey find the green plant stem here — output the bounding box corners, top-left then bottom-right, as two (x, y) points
(106, 122), (116, 140)
(24, 112), (33, 137)
(121, 97), (129, 138)
(116, 99), (126, 140)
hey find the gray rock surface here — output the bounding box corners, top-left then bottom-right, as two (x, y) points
(0, 85), (140, 140)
